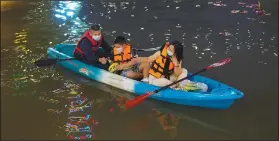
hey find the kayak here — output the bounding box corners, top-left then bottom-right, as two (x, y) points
(47, 44), (244, 110)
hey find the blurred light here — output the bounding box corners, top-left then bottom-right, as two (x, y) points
(55, 14), (66, 20)
(66, 11), (74, 17)
(54, 1), (81, 20)
(66, 2), (79, 10)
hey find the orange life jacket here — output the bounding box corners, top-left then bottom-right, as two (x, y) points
(113, 43), (132, 64)
(149, 42), (175, 78)
(73, 30), (103, 57)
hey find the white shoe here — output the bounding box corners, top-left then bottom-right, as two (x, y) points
(141, 78), (149, 83)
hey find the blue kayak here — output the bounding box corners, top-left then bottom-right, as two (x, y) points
(47, 44), (244, 110)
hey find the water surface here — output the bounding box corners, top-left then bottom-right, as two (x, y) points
(1, 0), (278, 140)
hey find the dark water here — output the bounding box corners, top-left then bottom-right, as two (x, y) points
(1, 0), (278, 140)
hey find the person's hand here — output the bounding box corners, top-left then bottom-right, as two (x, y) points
(130, 58), (138, 65)
(135, 57), (142, 63)
(99, 57), (107, 64)
(115, 64), (123, 71)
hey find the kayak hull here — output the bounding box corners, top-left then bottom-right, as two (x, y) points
(47, 44), (244, 110)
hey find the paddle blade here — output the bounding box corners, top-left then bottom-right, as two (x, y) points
(34, 59), (59, 67)
(125, 92), (154, 109)
(206, 58), (231, 70)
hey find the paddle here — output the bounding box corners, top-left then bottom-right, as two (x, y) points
(34, 58), (77, 67)
(34, 46), (159, 67)
(125, 58), (232, 109)
(134, 46), (160, 52)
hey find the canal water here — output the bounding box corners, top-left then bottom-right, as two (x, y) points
(1, 0), (278, 140)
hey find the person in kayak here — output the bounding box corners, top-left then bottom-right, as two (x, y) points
(137, 41), (208, 92)
(108, 36), (149, 80)
(73, 24), (112, 70)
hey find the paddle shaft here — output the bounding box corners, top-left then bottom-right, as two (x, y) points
(154, 68), (207, 93)
(56, 58), (78, 61)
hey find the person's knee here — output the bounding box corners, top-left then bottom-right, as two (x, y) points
(150, 78), (172, 87)
(126, 71), (143, 79)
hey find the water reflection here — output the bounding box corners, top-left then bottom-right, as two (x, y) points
(116, 97), (179, 139)
(1, 0), (278, 139)
(65, 94), (98, 140)
(152, 109), (179, 139)
(53, 1), (88, 43)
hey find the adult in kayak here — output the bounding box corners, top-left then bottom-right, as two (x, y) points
(73, 24), (112, 70)
(137, 41), (208, 92)
(108, 36), (149, 80)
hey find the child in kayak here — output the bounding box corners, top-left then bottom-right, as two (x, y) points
(137, 41), (208, 92)
(108, 36), (149, 80)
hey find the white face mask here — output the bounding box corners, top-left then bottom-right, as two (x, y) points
(92, 35), (101, 41)
(116, 47), (123, 53)
(167, 49), (174, 56)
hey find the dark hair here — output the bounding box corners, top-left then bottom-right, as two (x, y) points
(170, 40), (184, 63)
(90, 24), (101, 31)
(114, 36), (126, 44)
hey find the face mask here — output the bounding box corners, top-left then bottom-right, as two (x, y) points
(167, 49), (174, 56)
(92, 35), (101, 41)
(116, 47), (123, 53)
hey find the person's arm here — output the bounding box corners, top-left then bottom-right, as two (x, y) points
(115, 58), (137, 70)
(138, 51), (160, 63)
(138, 43), (164, 63)
(79, 38), (99, 63)
(100, 39), (113, 58)
(173, 60), (183, 77)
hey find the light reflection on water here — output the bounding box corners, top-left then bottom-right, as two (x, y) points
(1, 0), (278, 140)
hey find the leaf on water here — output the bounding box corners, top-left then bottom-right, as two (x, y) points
(15, 76), (28, 80)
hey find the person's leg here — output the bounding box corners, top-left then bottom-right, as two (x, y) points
(125, 71), (143, 80)
(149, 75), (175, 88)
(139, 62), (150, 82)
(169, 68), (189, 88)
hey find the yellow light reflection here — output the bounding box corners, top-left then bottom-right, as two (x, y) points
(1, 1), (22, 12)
(13, 29), (31, 54)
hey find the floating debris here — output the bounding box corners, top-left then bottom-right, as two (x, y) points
(259, 21), (266, 24)
(30, 78), (40, 83)
(195, 5), (200, 7)
(192, 43), (198, 50)
(238, 2), (246, 5)
(219, 32), (232, 36)
(231, 10), (248, 14)
(231, 10), (240, 14)
(15, 76), (28, 81)
(208, 1), (227, 7)
(246, 17), (256, 20)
